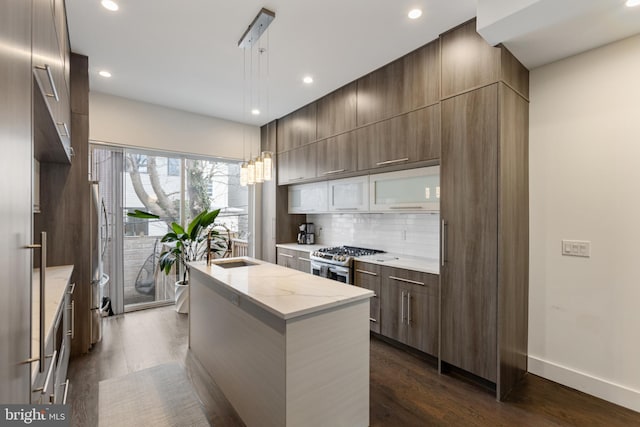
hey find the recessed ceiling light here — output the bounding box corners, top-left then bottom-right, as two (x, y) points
(408, 9), (422, 19)
(251, 109), (260, 115)
(626, 0), (640, 7)
(101, 0), (119, 11)
(99, 70), (112, 78)
(303, 76), (313, 84)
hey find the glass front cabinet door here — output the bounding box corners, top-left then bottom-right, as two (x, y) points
(328, 176), (369, 212)
(369, 166), (440, 212)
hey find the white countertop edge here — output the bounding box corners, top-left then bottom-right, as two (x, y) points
(189, 259), (373, 321)
(275, 243), (326, 253)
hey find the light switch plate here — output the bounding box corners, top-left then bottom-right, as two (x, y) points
(562, 240), (591, 257)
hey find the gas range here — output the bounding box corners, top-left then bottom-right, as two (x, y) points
(310, 246), (385, 266)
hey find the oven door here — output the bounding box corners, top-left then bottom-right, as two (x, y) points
(311, 261), (351, 284)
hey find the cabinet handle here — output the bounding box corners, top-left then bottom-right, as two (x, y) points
(56, 122), (70, 137)
(24, 232), (46, 372)
(389, 275), (425, 286)
(334, 207), (358, 211)
(322, 169), (346, 175)
(279, 253), (293, 258)
(70, 301), (75, 339)
(67, 282), (76, 295)
(389, 206), (423, 210)
(298, 257), (310, 262)
(441, 219), (447, 267)
(355, 269), (378, 276)
(33, 350), (57, 393)
(407, 292), (412, 326)
(376, 157), (409, 166)
(61, 379), (70, 404)
(369, 318), (377, 323)
(400, 291), (406, 325)
(35, 64), (59, 102)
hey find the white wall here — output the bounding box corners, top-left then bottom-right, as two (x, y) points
(529, 33), (640, 412)
(89, 91), (260, 159)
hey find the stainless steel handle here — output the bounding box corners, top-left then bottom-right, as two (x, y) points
(441, 219), (447, 267)
(355, 269), (378, 277)
(389, 206), (423, 210)
(279, 253), (293, 258)
(56, 122), (70, 137)
(27, 232), (47, 372)
(68, 282), (76, 295)
(400, 291), (406, 325)
(376, 157), (409, 166)
(290, 176), (305, 181)
(389, 275), (425, 286)
(70, 300), (75, 339)
(322, 169), (346, 175)
(61, 379), (70, 404)
(407, 292), (412, 326)
(35, 64), (59, 102)
(334, 207), (358, 211)
(369, 318), (377, 323)
(298, 257), (310, 262)
(33, 350), (57, 393)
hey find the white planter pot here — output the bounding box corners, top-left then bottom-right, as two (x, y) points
(175, 281), (189, 314)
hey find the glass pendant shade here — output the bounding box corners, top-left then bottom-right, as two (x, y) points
(247, 160), (256, 185)
(240, 162), (248, 186)
(262, 152), (273, 181)
(255, 156), (264, 183)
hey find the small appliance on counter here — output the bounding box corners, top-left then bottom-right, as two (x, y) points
(297, 223), (315, 245)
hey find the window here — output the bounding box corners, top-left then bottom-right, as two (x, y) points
(167, 158), (180, 176)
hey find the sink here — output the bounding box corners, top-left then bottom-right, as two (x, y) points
(210, 259), (259, 269)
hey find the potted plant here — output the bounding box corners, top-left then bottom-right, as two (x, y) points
(127, 209), (229, 313)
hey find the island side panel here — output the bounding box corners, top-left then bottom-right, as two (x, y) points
(190, 268), (287, 427)
(286, 300), (370, 427)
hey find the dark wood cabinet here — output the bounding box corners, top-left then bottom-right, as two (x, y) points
(357, 40), (439, 126)
(316, 131), (357, 178)
(316, 82), (356, 139)
(440, 82), (528, 398)
(353, 262), (382, 334)
(380, 266), (438, 356)
(277, 102), (317, 152)
(276, 247), (310, 273)
(277, 143), (317, 185)
(440, 19), (529, 100)
(357, 104), (440, 171)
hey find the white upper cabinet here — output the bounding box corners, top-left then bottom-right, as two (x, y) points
(328, 176), (369, 212)
(369, 166), (440, 212)
(288, 181), (329, 214)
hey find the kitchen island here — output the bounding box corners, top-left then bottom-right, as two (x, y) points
(189, 257), (373, 427)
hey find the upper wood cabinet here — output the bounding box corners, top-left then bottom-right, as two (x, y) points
(356, 40), (440, 126)
(356, 104), (440, 171)
(440, 19), (529, 100)
(277, 102), (317, 152)
(316, 130), (357, 178)
(277, 143), (317, 185)
(316, 82), (357, 139)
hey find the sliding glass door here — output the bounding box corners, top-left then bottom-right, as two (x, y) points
(91, 144), (248, 313)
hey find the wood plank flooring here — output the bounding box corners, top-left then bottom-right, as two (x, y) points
(67, 306), (639, 426)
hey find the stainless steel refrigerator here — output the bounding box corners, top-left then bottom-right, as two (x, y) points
(90, 181), (110, 344)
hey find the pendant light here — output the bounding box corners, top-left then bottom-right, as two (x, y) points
(262, 151), (273, 181)
(247, 159), (256, 185)
(255, 155), (264, 183)
(240, 162), (248, 186)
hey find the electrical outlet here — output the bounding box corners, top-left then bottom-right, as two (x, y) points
(562, 240), (591, 258)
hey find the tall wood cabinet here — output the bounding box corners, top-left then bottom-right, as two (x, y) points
(0, 0), (34, 404)
(439, 19), (529, 400)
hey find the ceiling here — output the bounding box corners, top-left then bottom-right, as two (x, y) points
(67, 0), (640, 127)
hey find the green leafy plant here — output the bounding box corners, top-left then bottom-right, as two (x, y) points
(127, 209), (229, 284)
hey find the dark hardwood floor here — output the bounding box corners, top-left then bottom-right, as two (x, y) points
(68, 306), (639, 426)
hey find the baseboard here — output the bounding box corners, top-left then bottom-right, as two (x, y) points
(528, 355), (640, 413)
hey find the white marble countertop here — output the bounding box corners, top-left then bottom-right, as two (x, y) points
(189, 258), (373, 320)
(275, 243), (326, 253)
(276, 242), (439, 275)
(32, 265), (74, 370)
(355, 253), (439, 275)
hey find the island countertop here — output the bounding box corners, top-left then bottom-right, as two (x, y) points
(189, 257), (373, 320)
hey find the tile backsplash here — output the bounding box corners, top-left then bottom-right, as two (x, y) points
(306, 213), (440, 259)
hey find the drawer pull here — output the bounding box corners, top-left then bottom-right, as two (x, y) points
(35, 64), (59, 102)
(369, 318), (377, 323)
(33, 350), (57, 393)
(61, 379), (70, 404)
(355, 269), (377, 276)
(57, 122), (70, 137)
(389, 275), (425, 286)
(389, 206), (423, 210)
(67, 282), (76, 295)
(323, 169), (346, 175)
(376, 157), (408, 166)
(279, 253), (293, 258)
(334, 207), (358, 211)
(298, 257), (310, 262)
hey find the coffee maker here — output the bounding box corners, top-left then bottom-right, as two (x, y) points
(297, 223), (315, 245)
